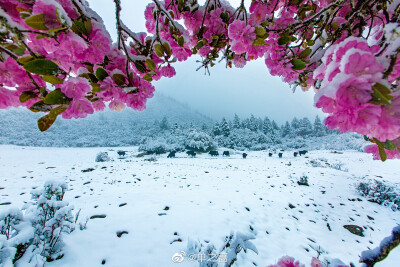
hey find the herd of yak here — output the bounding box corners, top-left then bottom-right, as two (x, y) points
(116, 150), (308, 159)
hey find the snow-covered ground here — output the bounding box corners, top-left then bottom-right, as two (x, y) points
(1, 145), (400, 267)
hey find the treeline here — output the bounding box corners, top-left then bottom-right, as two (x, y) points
(139, 114), (366, 153)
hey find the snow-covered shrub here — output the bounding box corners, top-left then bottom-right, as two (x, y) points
(139, 138), (168, 154)
(95, 152), (111, 162)
(0, 181), (76, 265)
(186, 231), (258, 267)
(0, 208), (33, 266)
(184, 130), (215, 152)
(357, 180), (400, 211)
(297, 176), (309, 186)
(29, 181), (75, 261)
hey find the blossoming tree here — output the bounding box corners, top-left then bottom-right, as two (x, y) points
(0, 0), (400, 265)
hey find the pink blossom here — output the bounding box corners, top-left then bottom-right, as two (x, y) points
(126, 94), (147, 111)
(60, 77), (92, 98)
(92, 100), (106, 112)
(311, 257), (322, 267)
(276, 256), (305, 267)
(139, 80), (155, 98)
(249, 2), (269, 26)
(0, 57), (29, 87)
(342, 51), (383, 81)
(32, 0), (63, 29)
(62, 98), (94, 119)
(0, 87), (20, 108)
(109, 100), (125, 112)
(228, 20), (256, 54)
(233, 56), (246, 68)
(365, 144), (400, 160)
(160, 65), (176, 78)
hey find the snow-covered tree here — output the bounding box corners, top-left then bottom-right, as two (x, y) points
(159, 116), (169, 131)
(220, 118), (230, 137)
(313, 116), (326, 137)
(232, 114), (241, 129)
(185, 130), (215, 152)
(212, 122), (221, 136)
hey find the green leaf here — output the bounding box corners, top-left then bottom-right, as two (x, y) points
(384, 140), (397, 150)
(177, 36), (185, 47)
(154, 44), (164, 57)
(291, 59), (307, 70)
(163, 42), (172, 58)
(24, 59), (61, 76)
(74, 19), (88, 36)
(145, 59), (157, 71)
(38, 114), (56, 132)
(84, 20), (92, 35)
(25, 14), (48, 30)
(91, 83), (101, 93)
(37, 105), (68, 132)
(42, 75), (64, 84)
(378, 145), (387, 162)
(113, 73), (126, 86)
(371, 83), (393, 105)
(278, 36), (291, 46)
(17, 56), (35, 65)
(44, 89), (70, 105)
(195, 40), (205, 50)
(254, 27), (266, 37)
(95, 67), (108, 81)
(298, 48), (312, 59)
(253, 38), (266, 46)
(133, 61), (147, 73)
(29, 100), (53, 112)
(143, 74), (153, 82)
(19, 91), (38, 103)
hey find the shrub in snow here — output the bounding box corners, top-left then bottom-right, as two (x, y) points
(139, 138), (168, 154)
(184, 130), (215, 152)
(356, 180), (400, 211)
(95, 152), (111, 162)
(297, 176), (309, 186)
(187, 231), (258, 267)
(0, 181), (76, 265)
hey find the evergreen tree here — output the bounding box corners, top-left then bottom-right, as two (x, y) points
(313, 116), (326, 136)
(212, 122), (221, 136)
(262, 117), (273, 135)
(271, 120), (279, 131)
(297, 117), (313, 136)
(291, 117), (300, 130)
(159, 116), (169, 131)
(233, 114), (241, 129)
(220, 117), (230, 137)
(201, 123), (208, 132)
(248, 114), (258, 132)
(171, 122), (180, 134)
(281, 121), (291, 137)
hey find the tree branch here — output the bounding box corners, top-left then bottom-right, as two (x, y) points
(360, 226), (400, 267)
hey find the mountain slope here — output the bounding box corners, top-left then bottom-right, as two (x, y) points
(0, 93), (213, 147)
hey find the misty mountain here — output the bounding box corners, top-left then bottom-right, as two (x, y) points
(0, 93), (213, 147)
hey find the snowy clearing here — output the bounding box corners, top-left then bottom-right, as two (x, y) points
(1, 145), (400, 267)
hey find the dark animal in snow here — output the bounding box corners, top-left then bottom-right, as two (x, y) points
(209, 151), (219, 156)
(223, 151), (230, 157)
(278, 153), (283, 158)
(117, 151), (126, 157)
(186, 151), (196, 157)
(294, 152), (298, 157)
(242, 153), (248, 159)
(167, 151), (176, 158)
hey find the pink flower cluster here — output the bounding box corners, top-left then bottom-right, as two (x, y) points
(313, 38), (400, 159)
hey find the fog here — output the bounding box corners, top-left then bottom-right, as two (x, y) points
(87, 0), (324, 124)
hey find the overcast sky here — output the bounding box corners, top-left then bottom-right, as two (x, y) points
(87, 0), (324, 124)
